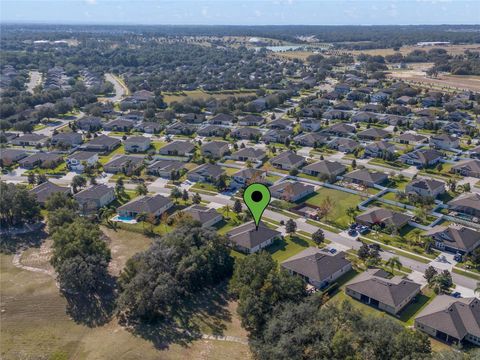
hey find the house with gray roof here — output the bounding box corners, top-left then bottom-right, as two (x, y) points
(73, 184), (115, 214)
(356, 207), (412, 229)
(201, 141), (229, 159)
(346, 268), (421, 315)
(51, 132), (83, 147)
(415, 296), (480, 346)
(406, 178), (445, 198)
(293, 133), (328, 147)
(270, 151), (305, 171)
(11, 133), (48, 147)
(231, 127), (261, 140)
(302, 160), (345, 179)
(423, 225), (480, 256)
(232, 168), (266, 186)
(117, 194), (173, 219)
(357, 128), (390, 141)
(231, 147), (266, 162)
(76, 116), (103, 131)
(0, 148), (28, 166)
(448, 193), (480, 218)
(209, 113), (235, 125)
(66, 151), (98, 172)
(147, 160), (185, 178)
(158, 141), (195, 157)
(104, 118), (135, 132)
(187, 163), (225, 183)
(322, 123), (355, 137)
(238, 114), (264, 126)
(197, 124), (229, 137)
(430, 134), (460, 150)
(103, 155), (144, 175)
(182, 205), (223, 228)
(29, 181), (70, 205)
(227, 221), (281, 254)
(364, 141), (396, 158)
(343, 169), (388, 188)
(269, 181), (315, 202)
(281, 247), (352, 289)
(451, 159), (480, 178)
(327, 138), (359, 153)
(81, 135), (121, 153)
(395, 132), (428, 145)
(124, 136), (151, 153)
(399, 148), (443, 168)
(18, 153), (63, 169)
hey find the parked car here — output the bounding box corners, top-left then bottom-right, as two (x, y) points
(348, 229), (357, 237)
(451, 292), (461, 298)
(329, 248), (337, 254)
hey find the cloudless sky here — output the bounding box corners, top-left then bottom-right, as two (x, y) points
(1, 0), (479, 26)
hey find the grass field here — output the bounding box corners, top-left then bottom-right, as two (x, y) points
(0, 227), (251, 360)
(304, 188), (361, 229)
(268, 235), (318, 264)
(163, 90), (257, 104)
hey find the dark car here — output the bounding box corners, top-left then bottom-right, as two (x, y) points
(451, 292), (461, 298)
(348, 229), (358, 237)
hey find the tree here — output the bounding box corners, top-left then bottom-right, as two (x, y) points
(431, 270), (453, 294)
(475, 282), (480, 295)
(351, 159), (357, 169)
(385, 256), (402, 273)
(192, 192), (202, 204)
(135, 183), (148, 196)
(71, 175), (87, 194)
(170, 186), (182, 203)
(215, 175), (228, 191)
(319, 196), (334, 222)
(115, 177), (125, 195)
(346, 206), (357, 222)
(312, 229), (325, 246)
(182, 189), (189, 203)
(358, 243), (370, 260)
(424, 266), (438, 284)
(229, 252), (306, 337)
(45, 192), (78, 212)
(0, 182), (41, 228)
(285, 219), (297, 235)
(233, 199), (242, 214)
(27, 172), (36, 185)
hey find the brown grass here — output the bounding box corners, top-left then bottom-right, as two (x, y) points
(163, 90), (257, 104)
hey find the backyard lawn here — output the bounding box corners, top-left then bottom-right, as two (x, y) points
(268, 235), (319, 264)
(304, 187), (361, 229)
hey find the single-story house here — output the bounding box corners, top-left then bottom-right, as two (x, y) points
(18, 153), (63, 169)
(231, 147), (266, 162)
(346, 268), (421, 315)
(343, 169), (388, 188)
(415, 296), (480, 346)
(406, 178), (445, 198)
(0, 148), (28, 166)
(355, 207), (412, 229)
(147, 160), (185, 178)
(451, 159), (480, 178)
(124, 136), (151, 153)
(293, 133), (329, 147)
(270, 151), (305, 171)
(395, 133), (428, 145)
(11, 133), (48, 147)
(422, 225), (480, 256)
(103, 155), (144, 175)
(302, 160), (345, 179)
(29, 181), (70, 205)
(75, 116), (102, 131)
(81, 135), (121, 153)
(51, 132), (83, 147)
(364, 141), (396, 158)
(281, 247), (352, 289)
(197, 124), (229, 137)
(448, 193), (480, 218)
(238, 115), (264, 126)
(327, 138), (359, 153)
(232, 168), (266, 185)
(209, 113), (235, 125)
(103, 119), (135, 132)
(187, 163), (225, 183)
(158, 141), (195, 157)
(227, 221), (282, 254)
(357, 128), (390, 141)
(399, 149), (443, 168)
(430, 134), (460, 150)
(182, 205), (223, 228)
(231, 127), (261, 140)
(322, 123), (355, 137)
(269, 181), (315, 202)
(117, 194), (173, 219)
(66, 151), (98, 172)
(201, 141), (230, 159)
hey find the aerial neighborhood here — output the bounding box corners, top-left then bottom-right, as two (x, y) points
(0, 21), (479, 360)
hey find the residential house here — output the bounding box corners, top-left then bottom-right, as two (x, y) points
(182, 205), (223, 228)
(124, 136), (151, 153)
(231, 147), (266, 162)
(357, 128), (390, 141)
(238, 115), (264, 126)
(0, 149), (28, 166)
(322, 123), (355, 137)
(267, 118), (293, 130)
(187, 163), (225, 183)
(294, 133), (329, 147)
(371, 91), (389, 103)
(415, 296), (480, 346)
(262, 129), (290, 144)
(232, 168), (266, 186)
(364, 141), (396, 158)
(74, 184), (116, 214)
(399, 149), (443, 168)
(29, 181), (70, 205)
(165, 122), (197, 136)
(269, 181), (315, 202)
(270, 151), (305, 171)
(103, 155), (144, 175)
(147, 160), (185, 178)
(406, 178), (445, 198)
(355, 207), (412, 229)
(343, 169), (388, 188)
(451, 159), (480, 178)
(231, 127), (261, 140)
(103, 118), (135, 132)
(249, 98), (267, 112)
(448, 193), (480, 218)
(76, 116), (102, 131)
(197, 124), (229, 137)
(135, 122), (162, 134)
(51, 132), (83, 147)
(300, 118), (322, 132)
(327, 138), (359, 153)
(18, 153), (63, 169)
(281, 247), (352, 289)
(423, 225), (480, 256)
(158, 141), (195, 157)
(395, 133), (428, 145)
(182, 113), (206, 124)
(227, 221), (282, 254)
(430, 134), (460, 150)
(351, 111), (379, 123)
(209, 113), (235, 125)
(346, 268), (421, 315)
(117, 194), (173, 219)
(81, 135), (120, 153)
(66, 151), (98, 172)
(201, 141), (229, 159)
(11, 133), (48, 147)
(302, 160), (345, 179)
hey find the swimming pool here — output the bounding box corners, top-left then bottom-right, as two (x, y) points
(111, 215), (137, 224)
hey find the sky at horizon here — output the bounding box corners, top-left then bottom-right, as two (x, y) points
(1, 0), (479, 26)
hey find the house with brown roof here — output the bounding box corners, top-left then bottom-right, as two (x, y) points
(270, 151), (305, 171)
(29, 181), (70, 205)
(364, 141), (396, 158)
(147, 160), (185, 178)
(117, 194), (173, 219)
(423, 225), (480, 256)
(293, 133), (329, 147)
(231, 127), (261, 140)
(227, 221), (282, 254)
(232, 168), (266, 186)
(415, 296), (480, 346)
(357, 128), (390, 141)
(448, 193), (480, 218)
(346, 268), (421, 315)
(281, 247), (352, 289)
(302, 160), (346, 179)
(18, 153), (63, 169)
(269, 181), (315, 202)
(343, 169), (388, 188)
(355, 207), (412, 229)
(406, 178), (445, 198)
(182, 205), (223, 228)
(322, 123), (355, 137)
(451, 159), (480, 178)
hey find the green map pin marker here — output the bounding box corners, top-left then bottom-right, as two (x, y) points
(243, 183), (271, 230)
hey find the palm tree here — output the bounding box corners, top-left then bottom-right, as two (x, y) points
(224, 204), (231, 219)
(100, 207), (116, 228)
(346, 207), (357, 222)
(385, 256), (402, 274)
(372, 224), (382, 241)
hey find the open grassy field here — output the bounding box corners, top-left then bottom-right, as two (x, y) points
(304, 187), (361, 229)
(0, 228), (251, 360)
(163, 90), (257, 104)
(347, 44), (480, 56)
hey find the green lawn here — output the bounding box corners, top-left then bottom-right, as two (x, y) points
(304, 188), (361, 229)
(190, 182), (218, 194)
(268, 235), (319, 264)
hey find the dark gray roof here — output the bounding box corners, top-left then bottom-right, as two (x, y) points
(124, 136), (150, 145)
(118, 194), (171, 214)
(270, 151), (305, 166)
(159, 141), (195, 154)
(281, 247), (351, 283)
(83, 135), (121, 148)
(344, 169), (388, 184)
(201, 141), (229, 152)
(232, 147), (266, 159)
(29, 181), (69, 204)
(73, 184), (114, 201)
(227, 221), (281, 250)
(358, 128), (389, 138)
(407, 178), (445, 192)
(13, 133), (47, 142)
(424, 225), (480, 252)
(415, 296), (480, 340)
(346, 268), (421, 308)
(147, 159), (184, 173)
(303, 160), (345, 175)
(183, 205), (222, 224)
(188, 163), (224, 178)
(448, 193), (480, 212)
(18, 152), (62, 166)
(104, 155), (144, 168)
(68, 151), (98, 161)
(452, 159), (480, 174)
(269, 181), (314, 198)
(356, 207), (412, 228)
